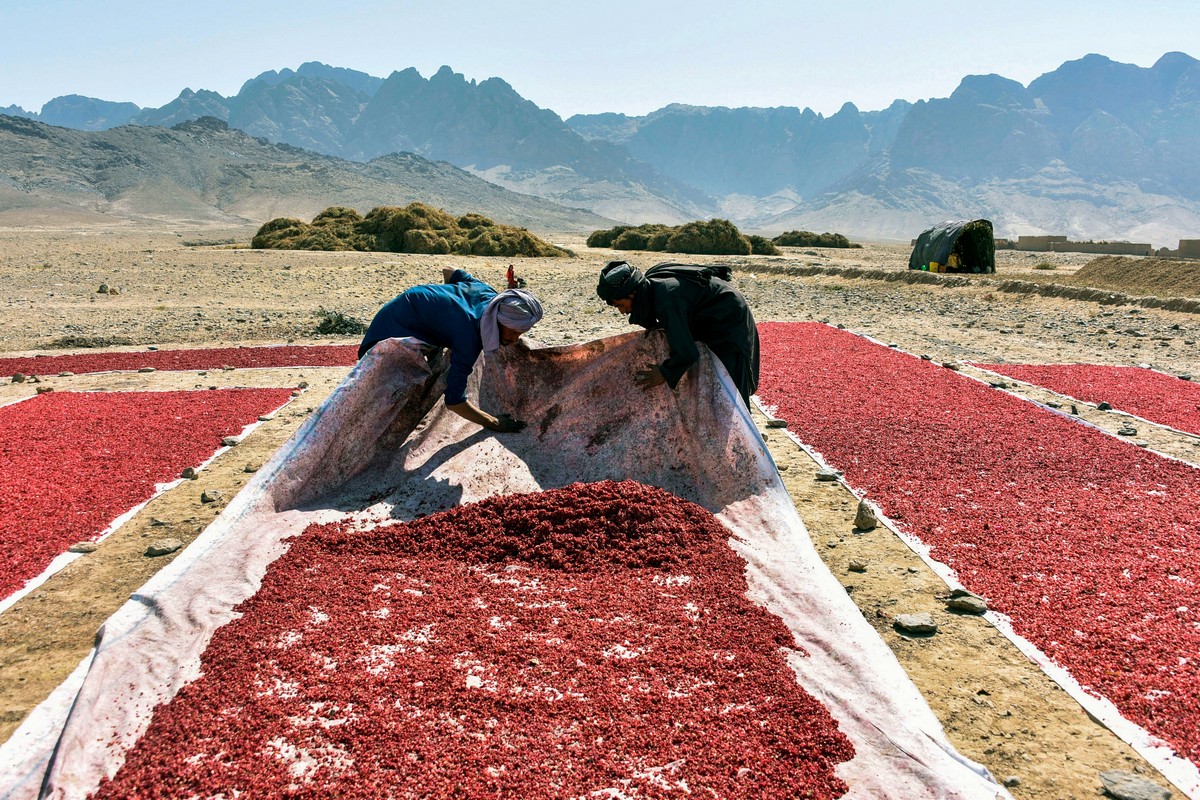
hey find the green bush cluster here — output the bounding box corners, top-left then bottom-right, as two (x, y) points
(587, 218), (779, 256)
(747, 235), (780, 256)
(252, 203), (568, 257)
(772, 230), (861, 248)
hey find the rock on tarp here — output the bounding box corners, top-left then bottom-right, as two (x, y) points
(0, 332), (1007, 799)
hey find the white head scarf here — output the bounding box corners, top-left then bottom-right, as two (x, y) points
(480, 288), (544, 353)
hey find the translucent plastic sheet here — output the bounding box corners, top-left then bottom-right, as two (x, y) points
(1, 333), (1006, 799)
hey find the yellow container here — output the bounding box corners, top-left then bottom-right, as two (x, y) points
(929, 261), (940, 273)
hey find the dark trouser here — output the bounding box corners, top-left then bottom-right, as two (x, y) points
(708, 338), (760, 409)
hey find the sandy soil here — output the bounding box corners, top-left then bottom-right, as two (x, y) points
(3, 227), (1200, 799)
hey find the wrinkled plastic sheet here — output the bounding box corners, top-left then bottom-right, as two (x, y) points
(1, 332), (1006, 799)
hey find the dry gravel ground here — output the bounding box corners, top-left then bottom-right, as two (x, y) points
(3, 226), (1200, 799)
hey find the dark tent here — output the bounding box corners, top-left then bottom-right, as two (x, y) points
(908, 220), (995, 274)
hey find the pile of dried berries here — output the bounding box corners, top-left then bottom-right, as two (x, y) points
(0, 388), (294, 600)
(94, 480), (854, 799)
(758, 322), (1200, 764)
(0, 344), (357, 377)
(974, 363), (1200, 436)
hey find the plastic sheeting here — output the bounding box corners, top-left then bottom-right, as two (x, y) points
(1, 332), (1007, 799)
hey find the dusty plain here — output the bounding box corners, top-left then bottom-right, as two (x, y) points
(3, 226), (1200, 799)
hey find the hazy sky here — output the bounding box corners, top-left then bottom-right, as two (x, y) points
(3, 0), (1197, 119)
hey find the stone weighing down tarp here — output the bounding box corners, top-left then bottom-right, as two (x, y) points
(0, 332), (1006, 799)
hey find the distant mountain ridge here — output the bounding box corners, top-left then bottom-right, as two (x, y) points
(0, 113), (612, 232)
(6, 53), (1200, 243)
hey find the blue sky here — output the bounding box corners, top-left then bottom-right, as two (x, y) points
(3, 0), (1197, 119)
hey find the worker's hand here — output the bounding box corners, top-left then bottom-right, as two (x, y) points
(493, 413), (527, 433)
(635, 364), (666, 389)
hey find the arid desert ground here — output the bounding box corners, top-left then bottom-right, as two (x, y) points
(3, 226), (1200, 799)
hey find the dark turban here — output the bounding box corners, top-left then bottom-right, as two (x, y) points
(596, 261), (645, 302)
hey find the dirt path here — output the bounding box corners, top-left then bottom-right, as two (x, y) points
(3, 227), (1199, 798)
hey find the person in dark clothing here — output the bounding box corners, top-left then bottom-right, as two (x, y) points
(596, 260), (759, 407)
(359, 267), (543, 432)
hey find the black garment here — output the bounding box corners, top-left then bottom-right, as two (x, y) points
(627, 263), (759, 406)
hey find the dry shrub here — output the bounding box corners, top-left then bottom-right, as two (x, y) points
(665, 219), (751, 256)
(772, 230), (860, 248)
(588, 219), (753, 256)
(748, 235), (780, 256)
(462, 225), (567, 257)
(250, 217), (308, 249)
(313, 309), (366, 336)
(253, 203), (566, 257)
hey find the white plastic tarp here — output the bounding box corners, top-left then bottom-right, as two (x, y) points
(1, 332), (1006, 799)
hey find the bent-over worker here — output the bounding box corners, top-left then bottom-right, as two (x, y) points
(596, 260), (759, 407)
(359, 267), (543, 432)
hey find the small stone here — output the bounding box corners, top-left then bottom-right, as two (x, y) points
(1179, 374), (1192, 381)
(1097, 401), (1113, 411)
(97, 283), (109, 294)
(1117, 426), (1138, 437)
(200, 490), (224, 504)
(1099, 770), (1171, 800)
(815, 468), (842, 482)
(258, 415), (273, 422)
(11, 373), (26, 383)
(150, 518), (169, 527)
(58, 371), (73, 377)
(947, 594), (989, 614)
(138, 366), (156, 373)
(920, 354), (933, 360)
(221, 436), (239, 447)
(942, 361), (961, 370)
(35, 386), (53, 394)
(894, 612), (938, 635)
(107, 286), (120, 296)
(297, 381), (309, 389)
(1002, 775), (1021, 788)
(222, 365), (235, 371)
(853, 499), (879, 531)
(765, 418), (788, 428)
(291, 390), (302, 397)
(243, 463), (259, 473)
(181, 467), (197, 480)
(67, 541), (98, 554)
(777, 464), (789, 471)
(145, 538), (184, 557)
(848, 559), (868, 573)
(1046, 401), (1063, 408)
(147, 346), (158, 351)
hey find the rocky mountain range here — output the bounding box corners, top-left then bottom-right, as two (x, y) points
(0, 114), (611, 232)
(6, 53), (1200, 244)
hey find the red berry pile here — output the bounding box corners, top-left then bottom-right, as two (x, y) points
(93, 480), (854, 799)
(0, 344), (357, 377)
(0, 388), (294, 600)
(758, 323), (1200, 764)
(974, 363), (1200, 437)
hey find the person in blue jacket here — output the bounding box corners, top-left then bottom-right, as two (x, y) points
(359, 268), (544, 432)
